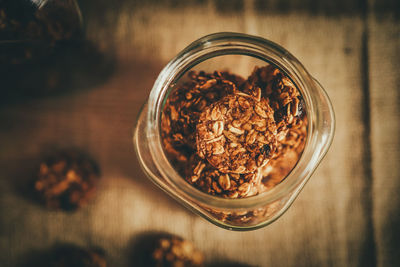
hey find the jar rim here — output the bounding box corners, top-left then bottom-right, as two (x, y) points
(145, 32), (334, 210)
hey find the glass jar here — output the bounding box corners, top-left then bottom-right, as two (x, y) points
(133, 32), (335, 231)
(0, 0), (84, 105)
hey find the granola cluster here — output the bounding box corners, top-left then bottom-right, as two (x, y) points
(196, 93), (277, 174)
(34, 150), (100, 210)
(152, 236), (204, 267)
(161, 71), (241, 166)
(161, 65), (307, 198)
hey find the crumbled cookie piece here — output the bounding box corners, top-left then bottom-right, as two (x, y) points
(34, 150), (100, 211)
(186, 155), (262, 198)
(196, 92), (277, 174)
(152, 236), (204, 267)
(261, 116), (308, 188)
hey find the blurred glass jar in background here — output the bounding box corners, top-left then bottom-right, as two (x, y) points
(0, 0), (113, 105)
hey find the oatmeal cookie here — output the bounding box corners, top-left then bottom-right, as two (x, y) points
(196, 92), (277, 174)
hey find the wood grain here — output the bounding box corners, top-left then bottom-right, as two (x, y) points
(0, 0), (399, 266)
(368, 13), (400, 267)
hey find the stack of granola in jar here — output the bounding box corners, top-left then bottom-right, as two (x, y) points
(161, 65), (307, 199)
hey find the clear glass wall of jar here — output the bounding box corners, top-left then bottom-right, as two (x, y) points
(133, 33), (335, 231)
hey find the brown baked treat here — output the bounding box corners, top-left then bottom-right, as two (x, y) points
(196, 92), (277, 174)
(186, 155), (262, 198)
(50, 246), (107, 267)
(152, 236), (204, 267)
(261, 116), (308, 189)
(34, 150), (100, 211)
(161, 71), (240, 169)
(243, 65), (305, 138)
(161, 65), (307, 199)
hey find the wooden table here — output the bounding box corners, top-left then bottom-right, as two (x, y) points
(1, 0), (399, 266)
